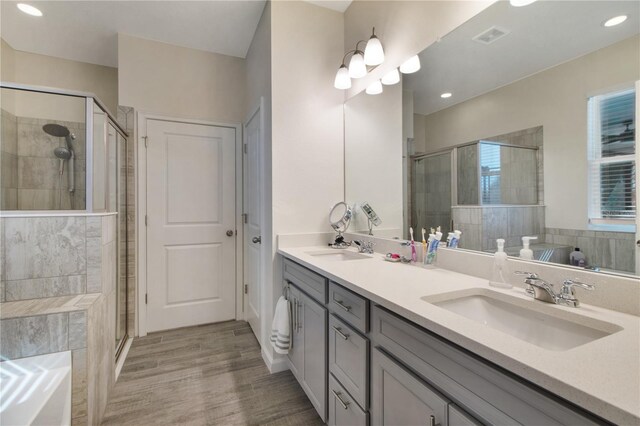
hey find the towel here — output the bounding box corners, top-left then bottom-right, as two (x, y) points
(270, 296), (291, 354)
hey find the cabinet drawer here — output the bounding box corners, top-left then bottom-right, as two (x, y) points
(329, 282), (368, 332)
(283, 258), (327, 304)
(329, 314), (369, 410)
(371, 305), (603, 426)
(371, 348), (448, 426)
(449, 404), (482, 426)
(328, 373), (368, 426)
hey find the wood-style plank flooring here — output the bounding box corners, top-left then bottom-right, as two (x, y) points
(102, 321), (323, 425)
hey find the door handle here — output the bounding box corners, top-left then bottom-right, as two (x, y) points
(331, 389), (350, 409)
(429, 415), (439, 426)
(226, 230), (234, 237)
(332, 325), (349, 340)
(252, 236), (262, 244)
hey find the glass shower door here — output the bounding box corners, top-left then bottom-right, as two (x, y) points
(411, 151), (453, 236)
(112, 125), (128, 358)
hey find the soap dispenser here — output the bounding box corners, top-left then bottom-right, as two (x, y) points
(519, 236), (537, 260)
(489, 239), (512, 289)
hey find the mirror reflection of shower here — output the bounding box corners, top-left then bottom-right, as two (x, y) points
(43, 123), (76, 209)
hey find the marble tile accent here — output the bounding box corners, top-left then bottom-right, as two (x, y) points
(86, 237), (102, 293)
(5, 275), (86, 301)
(86, 217), (102, 238)
(4, 216), (86, 280)
(72, 348), (88, 421)
(69, 311), (87, 350)
(0, 313), (69, 359)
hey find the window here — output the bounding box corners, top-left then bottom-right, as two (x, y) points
(588, 88), (636, 228)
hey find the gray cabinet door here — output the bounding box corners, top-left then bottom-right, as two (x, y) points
(371, 348), (449, 426)
(449, 404), (482, 426)
(299, 289), (328, 422)
(287, 284), (304, 379)
(329, 314), (369, 410)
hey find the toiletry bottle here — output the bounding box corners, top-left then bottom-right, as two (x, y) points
(519, 236), (537, 260)
(446, 232), (454, 247)
(490, 239), (512, 289)
(570, 247), (586, 266)
(450, 230), (461, 248)
(425, 233), (437, 267)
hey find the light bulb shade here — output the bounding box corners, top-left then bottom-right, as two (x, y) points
(509, 0), (537, 6)
(366, 80), (383, 95)
(334, 65), (352, 90)
(364, 36), (385, 66)
(348, 52), (367, 79)
(399, 55), (421, 74)
(381, 69), (400, 85)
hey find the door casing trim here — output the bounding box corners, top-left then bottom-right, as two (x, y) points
(136, 112), (243, 337)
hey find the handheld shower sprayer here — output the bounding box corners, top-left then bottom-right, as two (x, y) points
(43, 124), (76, 193)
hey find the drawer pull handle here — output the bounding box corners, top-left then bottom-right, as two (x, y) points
(331, 389), (350, 409)
(335, 300), (352, 312)
(429, 415), (439, 426)
(332, 325), (349, 340)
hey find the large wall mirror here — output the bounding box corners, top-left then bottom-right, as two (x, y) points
(345, 0), (639, 276)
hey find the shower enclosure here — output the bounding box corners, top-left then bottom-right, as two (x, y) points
(1, 83), (130, 358)
(411, 140), (541, 251)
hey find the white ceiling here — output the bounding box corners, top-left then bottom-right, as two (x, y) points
(1, 0), (267, 67)
(305, 0), (352, 13)
(405, 1), (640, 116)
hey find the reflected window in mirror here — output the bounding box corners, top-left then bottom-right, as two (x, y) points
(588, 88), (636, 231)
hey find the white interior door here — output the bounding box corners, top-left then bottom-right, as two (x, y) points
(146, 119), (236, 332)
(244, 103), (263, 340)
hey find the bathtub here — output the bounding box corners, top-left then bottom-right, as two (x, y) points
(0, 351), (72, 426)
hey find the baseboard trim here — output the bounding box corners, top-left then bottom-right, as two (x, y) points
(261, 346), (290, 374)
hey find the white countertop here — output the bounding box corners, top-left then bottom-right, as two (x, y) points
(278, 246), (640, 425)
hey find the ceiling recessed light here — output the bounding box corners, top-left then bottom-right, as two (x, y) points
(604, 15), (628, 27)
(441, 93), (452, 99)
(509, 0), (537, 7)
(17, 3), (43, 17)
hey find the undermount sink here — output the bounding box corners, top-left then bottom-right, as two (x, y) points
(422, 289), (622, 351)
(305, 249), (372, 261)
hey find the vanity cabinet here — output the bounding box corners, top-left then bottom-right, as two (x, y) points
(280, 256), (605, 426)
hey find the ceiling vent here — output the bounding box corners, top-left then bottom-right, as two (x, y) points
(472, 26), (510, 45)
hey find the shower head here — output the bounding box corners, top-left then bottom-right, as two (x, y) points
(54, 146), (72, 160)
(43, 123), (70, 138)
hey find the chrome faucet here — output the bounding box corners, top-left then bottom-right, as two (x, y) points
(353, 239), (375, 254)
(515, 272), (595, 308)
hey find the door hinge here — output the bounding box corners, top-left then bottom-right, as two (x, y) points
(145, 215), (148, 226)
(143, 136), (148, 148)
(145, 293), (148, 304)
(242, 213), (248, 224)
(243, 143), (248, 154)
(244, 284), (248, 294)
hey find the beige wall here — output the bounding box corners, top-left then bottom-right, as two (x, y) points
(118, 34), (246, 123)
(343, 0), (495, 98)
(1, 38), (118, 113)
(419, 36), (640, 230)
(345, 82), (403, 235)
(244, 2), (275, 363)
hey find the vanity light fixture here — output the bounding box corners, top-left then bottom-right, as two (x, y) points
(17, 3), (43, 16)
(381, 69), (400, 85)
(509, 0), (537, 7)
(441, 92), (452, 99)
(399, 55), (421, 74)
(366, 80), (383, 95)
(604, 15), (628, 27)
(364, 28), (385, 66)
(335, 27), (385, 89)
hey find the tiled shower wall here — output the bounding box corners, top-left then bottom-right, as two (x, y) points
(452, 205), (546, 252)
(0, 214), (117, 425)
(545, 227), (636, 274)
(0, 109), (86, 210)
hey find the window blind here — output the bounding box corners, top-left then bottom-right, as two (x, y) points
(588, 89), (636, 222)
